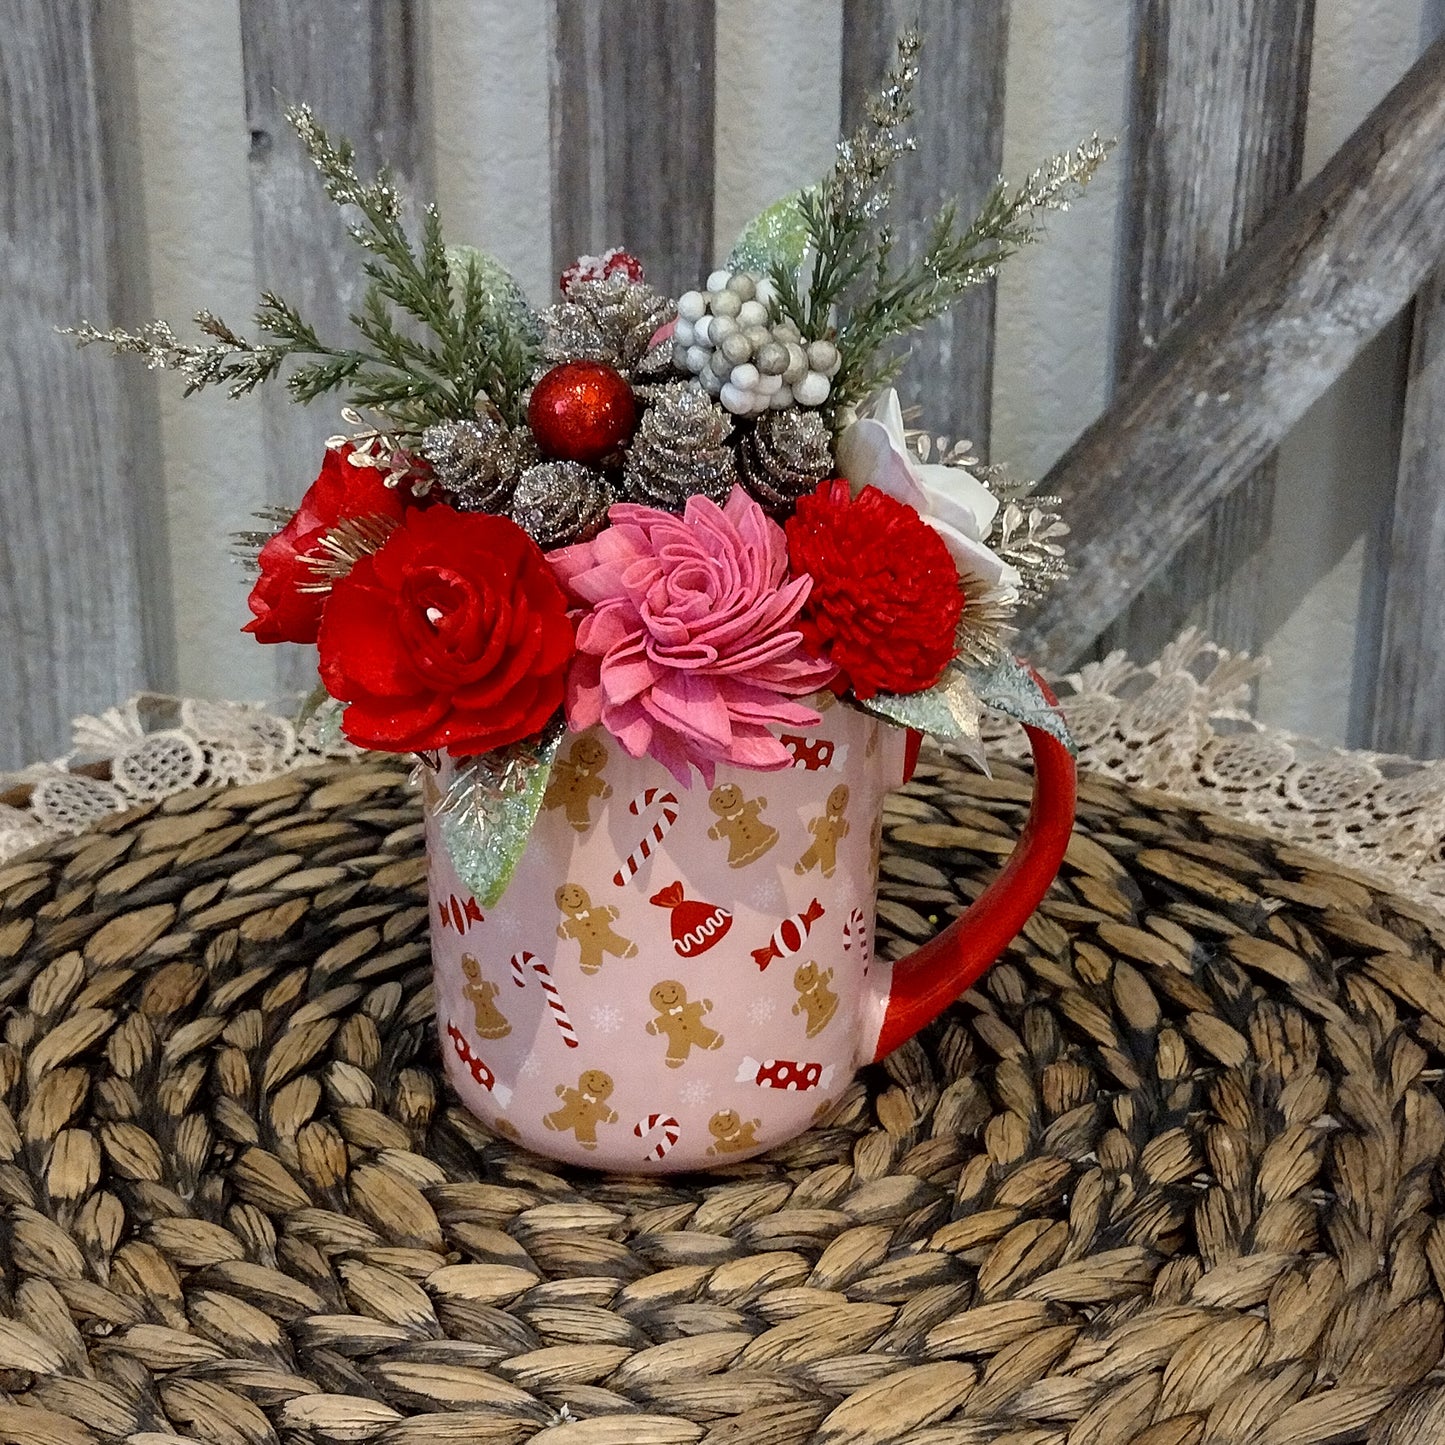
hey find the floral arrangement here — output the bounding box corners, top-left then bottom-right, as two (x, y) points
(73, 32), (1100, 902)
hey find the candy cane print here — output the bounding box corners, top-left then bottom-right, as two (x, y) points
(612, 788), (680, 887)
(633, 1112), (681, 1161)
(844, 906), (870, 962)
(509, 951), (579, 1048)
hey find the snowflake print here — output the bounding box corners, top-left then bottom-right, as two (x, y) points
(590, 1004), (624, 1034)
(519, 1053), (543, 1078)
(748, 876), (784, 912)
(748, 996), (776, 1026)
(680, 1079), (713, 1107)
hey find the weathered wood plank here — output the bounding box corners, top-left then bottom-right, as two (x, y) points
(841, 0), (1009, 455)
(1021, 33), (1445, 671)
(0, 0), (170, 770)
(1101, 0), (1313, 660)
(549, 0), (715, 301)
(1366, 266), (1445, 757)
(239, 0), (428, 695)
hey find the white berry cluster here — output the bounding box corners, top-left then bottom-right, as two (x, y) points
(673, 269), (841, 417)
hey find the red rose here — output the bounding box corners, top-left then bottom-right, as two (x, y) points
(317, 504), (574, 755)
(785, 480), (963, 698)
(245, 445), (411, 644)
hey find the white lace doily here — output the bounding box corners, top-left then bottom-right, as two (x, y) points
(6, 632), (1445, 917)
(0, 695), (358, 861)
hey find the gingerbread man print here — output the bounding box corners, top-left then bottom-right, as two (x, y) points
(707, 783), (779, 868)
(460, 955), (511, 1039)
(796, 783), (851, 879)
(706, 1109), (762, 1156)
(792, 960), (839, 1038)
(555, 883), (637, 973)
(542, 1068), (618, 1149)
(646, 980), (725, 1068)
(543, 736), (612, 832)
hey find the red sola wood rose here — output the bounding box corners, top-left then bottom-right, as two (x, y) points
(245, 444), (413, 645)
(784, 480), (964, 699)
(316, 504), (574, 755)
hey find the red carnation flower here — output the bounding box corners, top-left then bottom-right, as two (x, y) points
(245, 445), (412, 645)
(317, 504), (574, 756)
(785, 480), (963, 699)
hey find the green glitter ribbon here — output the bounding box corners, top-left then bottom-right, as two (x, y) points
(435, 717), (565, 908)
(859, 653), (1075, 771)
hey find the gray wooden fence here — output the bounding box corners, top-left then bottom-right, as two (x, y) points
(4, 0), (1445, 770)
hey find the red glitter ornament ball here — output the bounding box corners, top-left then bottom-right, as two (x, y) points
(528, 361), (638, 464)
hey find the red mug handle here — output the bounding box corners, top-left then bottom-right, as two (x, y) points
(871, 673), (1077, 1061)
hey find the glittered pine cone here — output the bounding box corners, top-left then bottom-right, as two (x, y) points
(421, 417), (537, 513)
(622, 382), (737, 511)
(542, 274), (675, 378)
(738, 408), (834, 515)
(511, 460), (615, 547)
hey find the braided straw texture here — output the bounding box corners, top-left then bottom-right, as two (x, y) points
(1, 749), (1444, 1443)
(10, 634), (1445, 920)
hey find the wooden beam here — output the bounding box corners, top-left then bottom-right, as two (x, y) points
(0, 1), (170, 770)
(550, 0), (715, 301)
(1366, 265), (1445, 756)
(1101, 0), (1312, 660)
(1021, 34), (1445, 671)
(239, 0), (429, 696)
(841, 1), (1009, 455)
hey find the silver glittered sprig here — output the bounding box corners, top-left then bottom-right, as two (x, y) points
(296, 514), (401, 594)
(833, 26), (921, 221)
(990, 499), (1071, 604)
(329, 409), (433, 496)
(904, 427), (1071, 605)
(953, 578), (1018, 669)
(231, 506), (297, 573)
(749, 27), (1110, 418)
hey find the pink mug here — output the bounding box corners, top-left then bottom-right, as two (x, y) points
(425, 688), (1075, 1171)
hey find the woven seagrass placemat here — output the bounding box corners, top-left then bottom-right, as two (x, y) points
(1, 750), (1444, 1445)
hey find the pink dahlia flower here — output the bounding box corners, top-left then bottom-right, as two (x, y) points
(548, 486), (837, 785)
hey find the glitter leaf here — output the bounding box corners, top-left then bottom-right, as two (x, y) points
(435, 719), (566, 907)
(858, 671), (989, 774)
(857, 653), (1074, 767)
(728, 188), (816, 277)
(968, 653), (1076, 756)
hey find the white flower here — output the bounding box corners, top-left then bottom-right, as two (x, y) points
(590, 1004), (624, 1035)
(835, 388), (1021, 599)
(747, 997), (776, 1025)
(681, 1079), (713, 1107)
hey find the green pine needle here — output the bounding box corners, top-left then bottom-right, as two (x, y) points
(768, 29), (1112, 419)
(64, 105), (539, 435)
